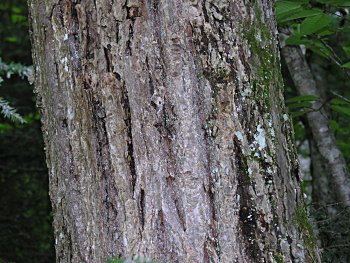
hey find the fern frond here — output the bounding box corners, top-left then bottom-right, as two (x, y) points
(0, 97), (25, 123)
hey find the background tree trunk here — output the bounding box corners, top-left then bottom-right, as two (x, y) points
(29, 0), (317, 262)
(281, 45), (350, 208)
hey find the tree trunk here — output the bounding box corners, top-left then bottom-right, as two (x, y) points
(281, 45), (350, 208)
(29, 0), (317, 262)
(308, 57), (338, 212)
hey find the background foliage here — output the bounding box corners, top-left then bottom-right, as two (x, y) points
(0, 0), (54, 262)
(277, 0), (350, 261)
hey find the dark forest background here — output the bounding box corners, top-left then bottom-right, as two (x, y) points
(0, 0), (54, 262)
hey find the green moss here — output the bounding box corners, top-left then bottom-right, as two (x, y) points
(274, 254), (284, 263)
(294, 205), (317, 251)
(271, 199), (277, 209)
(217, 67), (231, 79)
(241, 7), (284, 112)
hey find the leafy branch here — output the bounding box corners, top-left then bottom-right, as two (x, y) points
(0, 97), (25, 123)
(0, 58), (33, 123)
(0, 58), (33, 84)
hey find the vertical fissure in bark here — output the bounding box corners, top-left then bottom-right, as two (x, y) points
(85, 13), (95, 61)
(174, 197), (186, 232)
(67, 140), (78, 181)
(165, 175), (187, 232)
(121, 83), (137, 196)
(103, 46), (112, 72)
(138, 188), (145, 231)
(90, 93), (120, 257)
(155, 209), (166, 256)
(145, 56), (155, 96)
(126, 23), (134, 56)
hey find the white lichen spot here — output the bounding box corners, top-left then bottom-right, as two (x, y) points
(248, 167), (253, 176)
(235, 131), (244, 142)
(123, 235), (128, 247)
(268, 119), (273, 128)
(283, 113), (289, 121)
(266, 167), (273, 174)
(60, 57), (69, 72)
(64, 33), (68, 41)
(254, 124), (266, 151)
(67, 106), (74, 120)
(256, 31), (262, 42)
(267, 119), (275, 138)
(242, 87), (251, 97)
(235, 194), (240, 204)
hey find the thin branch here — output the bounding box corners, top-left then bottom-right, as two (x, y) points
(330, 91), (350, 104)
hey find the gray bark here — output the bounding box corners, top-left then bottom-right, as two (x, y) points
(29, 0), (316, 262)
(308, 59), (338, 211)
(281, 45), (350, 207)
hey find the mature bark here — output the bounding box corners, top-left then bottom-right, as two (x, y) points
(281, 45), (350, 207)
(29, 0), (316, 262)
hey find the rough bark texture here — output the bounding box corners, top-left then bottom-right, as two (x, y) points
(29, 0), (315, 262)
(282, 45), (350, 208)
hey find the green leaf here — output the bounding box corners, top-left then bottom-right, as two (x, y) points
(291, 110), (311, 117)
(330, 119), (340, 131)
(276, 1), (302, 22)
(11, 6), (22, 14)
(341, 61), (350, 68)
(316, 0), (350, 6)
(279, 8), (323, 23)
(306, 39), (333, 59)
(286, 95), (318, 103)
(275, 1), (302, 16)
(4, 36), (18, 43)
(343, 46), (350, 56)
(0, 123), (12, 133)
(300, 14), (332, 35)
(285, 34), (311, 45)
(331, 105), (350, 116)
(331, 98), (350, 105)
(288, 102), (313, 109)
(317, 29), (335, 36)
(11, 14), (26, 23)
